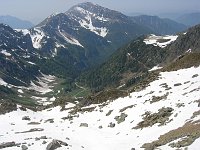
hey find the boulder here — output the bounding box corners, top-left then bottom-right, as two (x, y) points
(21, 145), (28, 150)
(80, 123), (88, 127)
(114, 113), (128, 124)
(46, 140), (61, 150)
(0, 142), (18, 149)
(108, 122), (115, 128)
(46, 139), (68, 150)
(22, 116), (30, 121)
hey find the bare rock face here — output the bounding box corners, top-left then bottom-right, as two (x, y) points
(46, 139), (68, 150)
(0, 142), (18, 149)
(80, 123), (88, 127)
(114, 113), (128, 124)
(46, 140), (61, 150)
(108, 122), (115, 128)
(21, 145), (28, 150)
(22, 116), (31, 121)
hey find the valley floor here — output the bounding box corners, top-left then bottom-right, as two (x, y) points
(0, 66), (200, 150)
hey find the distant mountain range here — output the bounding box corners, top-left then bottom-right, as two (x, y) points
(131, 15), (187, 35)
(176, 12), (200, 27)
(0, 15), (34, 29)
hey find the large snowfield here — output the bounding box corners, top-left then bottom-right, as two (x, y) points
(0, 66), (200, 150)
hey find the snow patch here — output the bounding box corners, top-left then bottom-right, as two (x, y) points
(75, 7), (108, 37)
(28, 74), (55, 94)
(0, 78), (8, 86)
(50, 96), (56, 101)
(27, 61), (36, 65)
(149, 65), (163, 71)
(186, 48), (192, 53)
(58, 26), (84, 48)
(1, 50), (11, 56)
(79, 16), (108, 37)
(17, 89), (24, 94)
(55, 42), (66, 48)
(144, 34), (178, 48)
(15, 29), (30, 36)
(95, 15), (109, 22)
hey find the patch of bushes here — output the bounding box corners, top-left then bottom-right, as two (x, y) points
(163, 53), (200, 72)
(0, 100), (17, 114)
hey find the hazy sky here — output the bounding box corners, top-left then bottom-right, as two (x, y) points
(0, 0), (199, 24)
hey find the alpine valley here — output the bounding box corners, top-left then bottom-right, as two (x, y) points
(0, 2), (200, 150)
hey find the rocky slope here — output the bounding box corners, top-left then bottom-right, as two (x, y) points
(0, 61), (199, 150)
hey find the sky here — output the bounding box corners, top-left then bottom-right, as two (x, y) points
(0, 0), (199, 24)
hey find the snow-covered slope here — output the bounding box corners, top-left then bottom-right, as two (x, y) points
(1, 65), (200, 150)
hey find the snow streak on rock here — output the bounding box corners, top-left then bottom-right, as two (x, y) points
(1, 50), (11, 56)
(30, 28), (45, 49)
(76, 7), (108, 37)
(58, 26), (84, 48)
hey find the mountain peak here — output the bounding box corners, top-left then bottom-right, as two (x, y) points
(77, 2), (97, 7)
(66, 2), (130, 25)
(67, 1), (109, 15)
(69, 2), (99, 9)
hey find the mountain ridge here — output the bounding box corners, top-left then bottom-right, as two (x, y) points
(79, 24), (200, 92)
(176, 12), (200, 27)
(131, 15), (187, 35)
(0, 15), (34, 29)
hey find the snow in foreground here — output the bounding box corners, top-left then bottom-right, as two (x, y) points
(0, 66), (200, 150)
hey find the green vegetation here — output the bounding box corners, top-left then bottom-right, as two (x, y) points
(79, 37), (165, 92)
(163, 53), (200, 72)
(81, 89), (128, 106)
